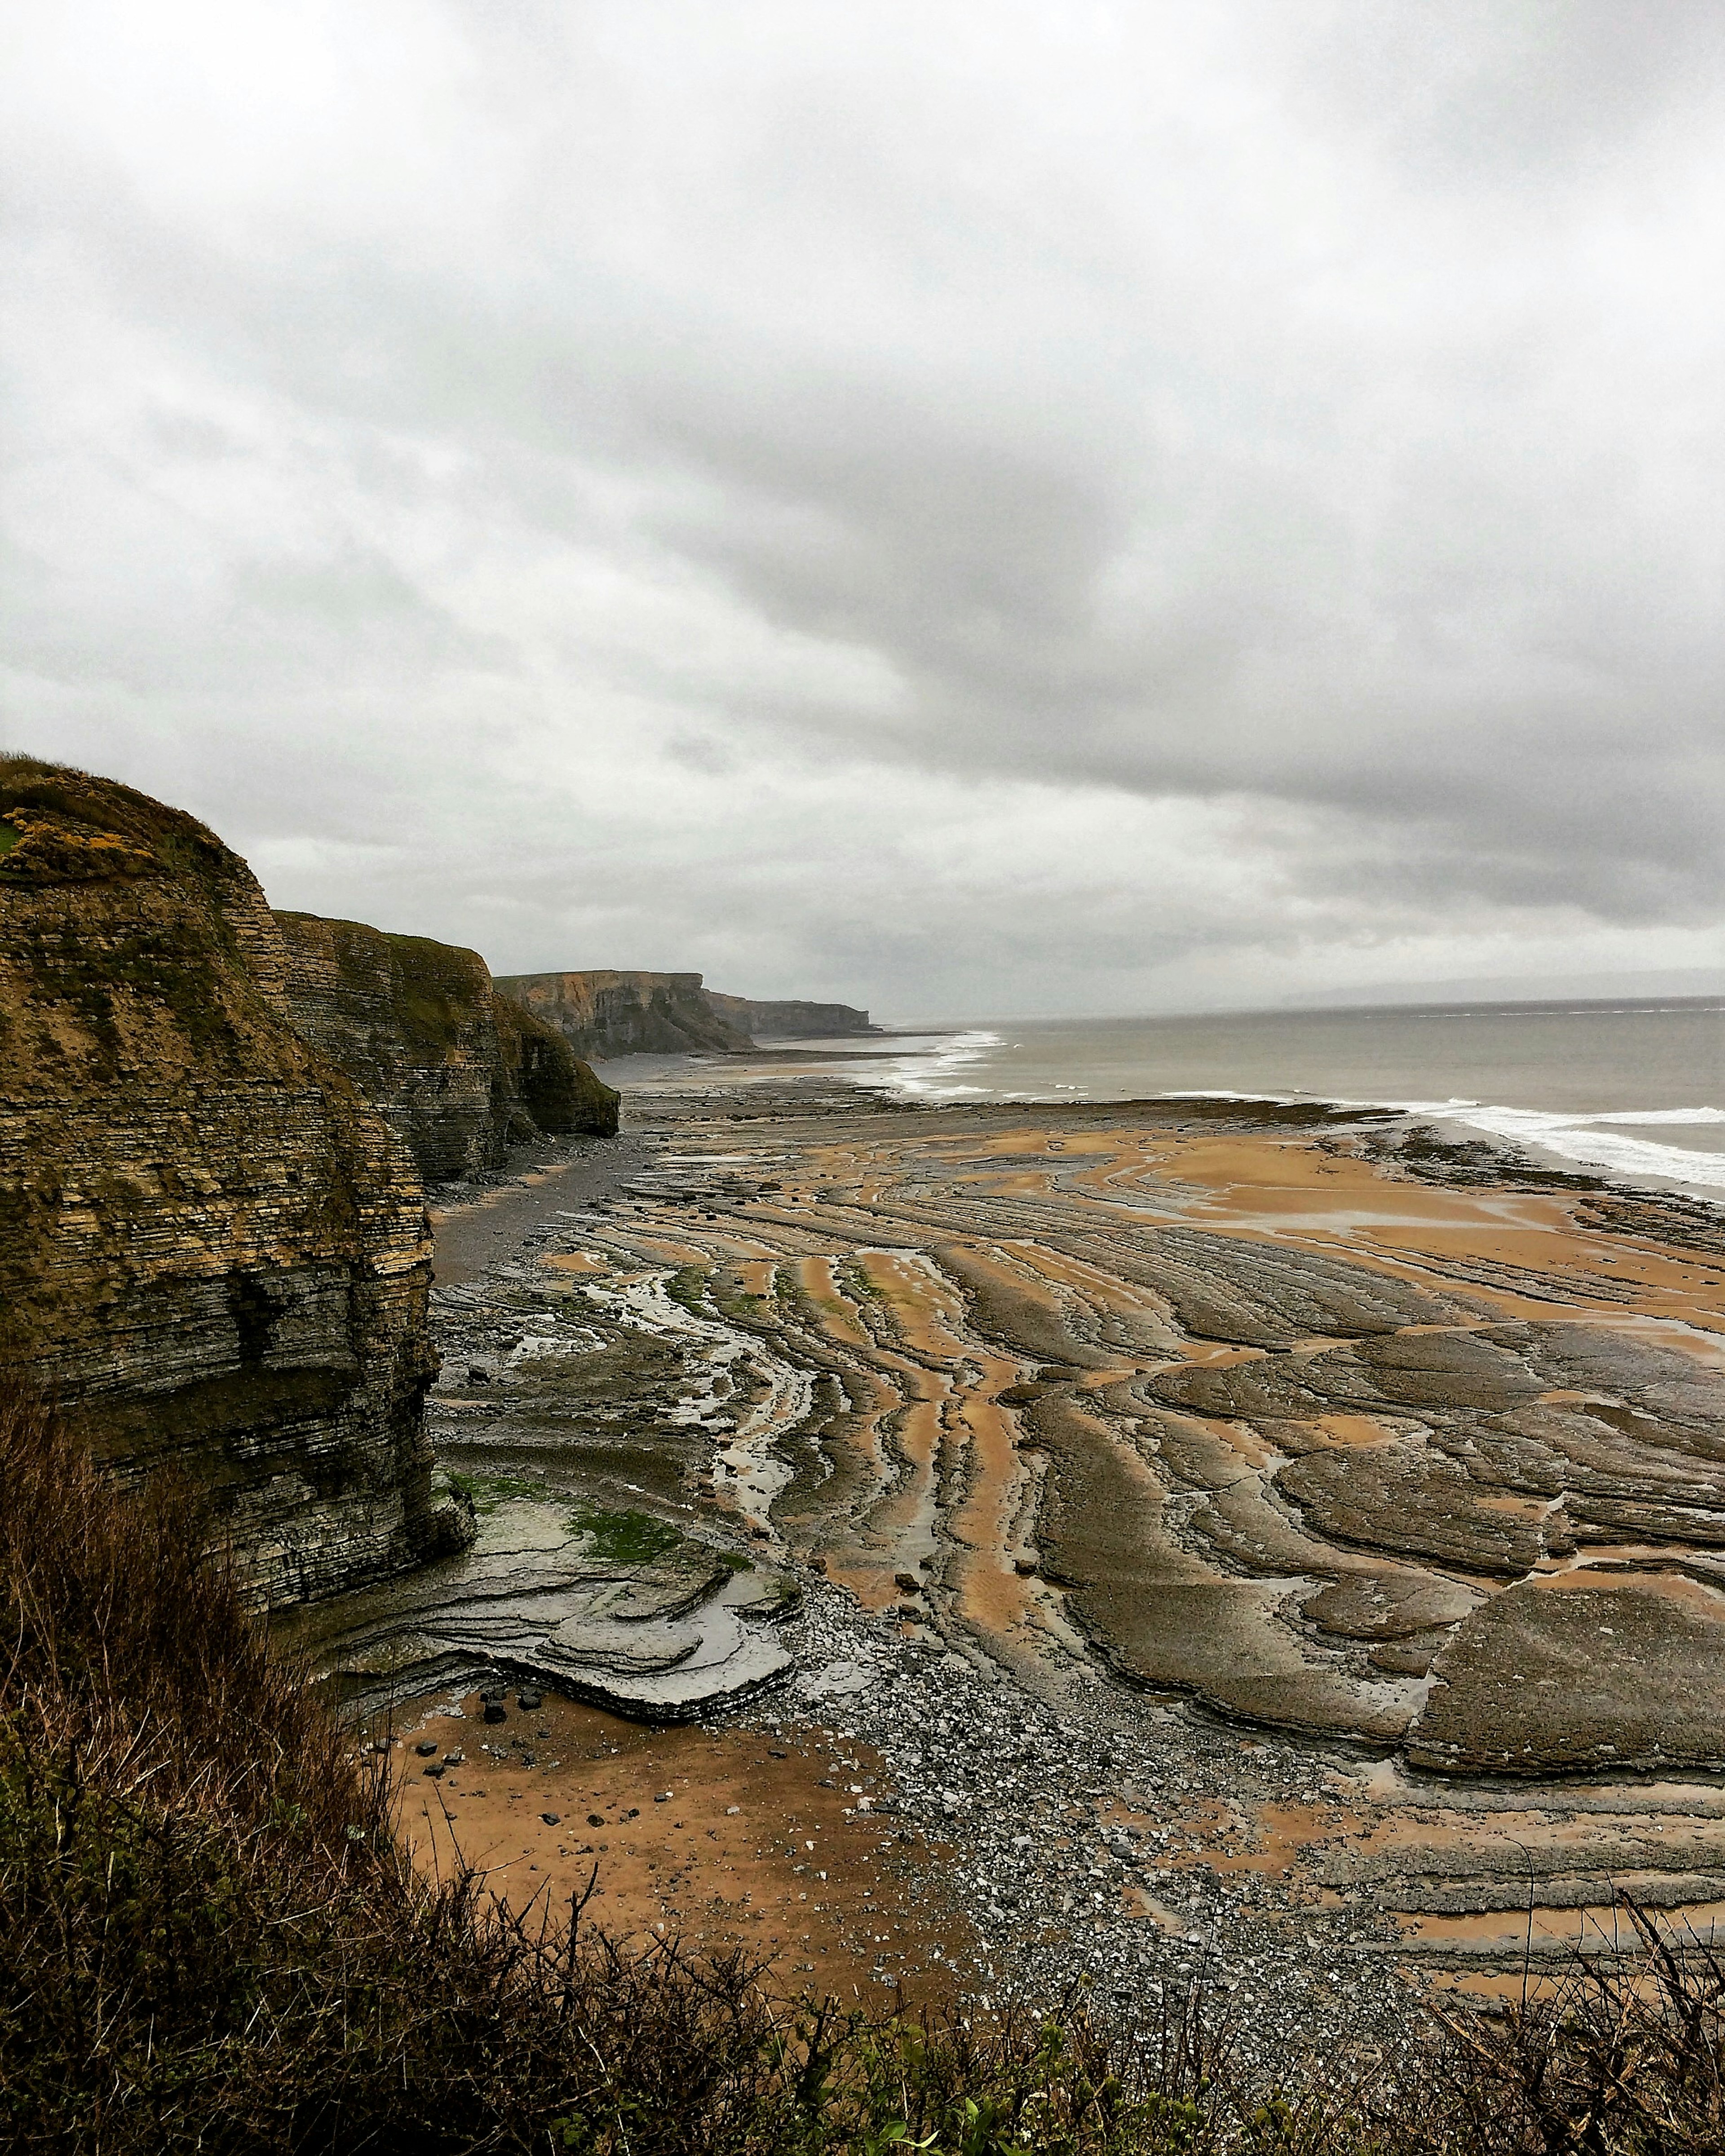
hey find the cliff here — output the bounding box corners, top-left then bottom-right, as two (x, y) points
(0, 758), (468, 1608)
(703, 992), (875, 1039)
(274, 915), (619, 1181)
(495, 969), (753, 1058)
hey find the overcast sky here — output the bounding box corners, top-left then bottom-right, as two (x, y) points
(4, 2), (1721, 1018)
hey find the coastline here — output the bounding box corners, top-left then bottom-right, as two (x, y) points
(744, 998), (1725, 1202)
(325, 1073), (1725, 2054)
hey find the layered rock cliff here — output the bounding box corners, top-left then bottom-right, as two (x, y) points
(495, 969), (752, 1058)
(274, 914), (619, 1182)
(703, 992), (876, 1039)
(0, 759), (466, 1607)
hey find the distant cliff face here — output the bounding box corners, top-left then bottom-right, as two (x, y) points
(703, 992), (875, 1039)
(274, 915), (619, 1181)
(0, 759), (466, 1607)
(495, 970), (752, 1059)
(493, 989), (621, 1144)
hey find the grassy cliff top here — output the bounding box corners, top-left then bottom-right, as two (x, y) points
(276, 910), (495, 1063)
(0, 756), (244, 889)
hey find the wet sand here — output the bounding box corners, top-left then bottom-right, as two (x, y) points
(393, 1689), (971, 2004)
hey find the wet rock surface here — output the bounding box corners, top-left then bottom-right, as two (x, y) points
(335, 1065), (1725, 2013)
(282, 1496), (794, 1720)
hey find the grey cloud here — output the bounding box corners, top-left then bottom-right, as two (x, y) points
(1, 0), (1718, 1014)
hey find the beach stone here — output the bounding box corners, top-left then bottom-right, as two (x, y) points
(483, 1703), (508, 1723)
(416, 1741), (439, 1756)
(517, 1689), (542, 1710)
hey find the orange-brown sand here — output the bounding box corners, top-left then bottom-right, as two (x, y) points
(392, 1692), (972, 2005)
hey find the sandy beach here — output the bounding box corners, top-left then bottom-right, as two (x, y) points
(395, 1687), (969, 2004)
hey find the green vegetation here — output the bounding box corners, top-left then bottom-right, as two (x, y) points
(839, 1259), (885, 1303)
(0, 758), (277, 1068)
(384, 929), (487, 1060)
(453, 1470), (547, 1514)
(773, 1268), (824, 1326)
(709, 1267), (774, 1326)
(667, 1264), (713, 1317)
(5, 1377), (1723, 2152)
(449, 1470), (542, 1512)
(0, 754), (243, 914)
(566, 1504), (685, 1564)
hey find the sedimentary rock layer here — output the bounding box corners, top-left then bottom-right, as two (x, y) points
(703, 991), (875, 1038)
(305, 1074), (1725, 1987)
(509, 1081), (1725, 1782)
(278, 1190), (808, 1718)
(497, 1077), (1725, 1978)
(0, 759), (464, 1605)
(275, 911), (618, 1180)
(497, 968), (753, 1057)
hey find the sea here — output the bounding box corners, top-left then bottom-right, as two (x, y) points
(836, 997), (1725, 1197)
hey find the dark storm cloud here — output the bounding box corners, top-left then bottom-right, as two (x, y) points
(1, 1), (1718, 1014)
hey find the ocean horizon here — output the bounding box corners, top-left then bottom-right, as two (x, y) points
(822, 994), (1725, 1195)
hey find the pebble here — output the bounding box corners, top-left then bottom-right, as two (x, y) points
(702, 1582), (1426, 2085)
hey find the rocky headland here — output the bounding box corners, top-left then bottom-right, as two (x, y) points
(703, 991), (877, 1038)
(495, 969), (879, 1057)
(498, 968), (753, 1057)
(0, 758), (463, 1606)
(275, 910), (619, 1180)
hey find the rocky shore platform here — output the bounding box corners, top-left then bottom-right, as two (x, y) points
(290, 1070), (1725, 2054)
